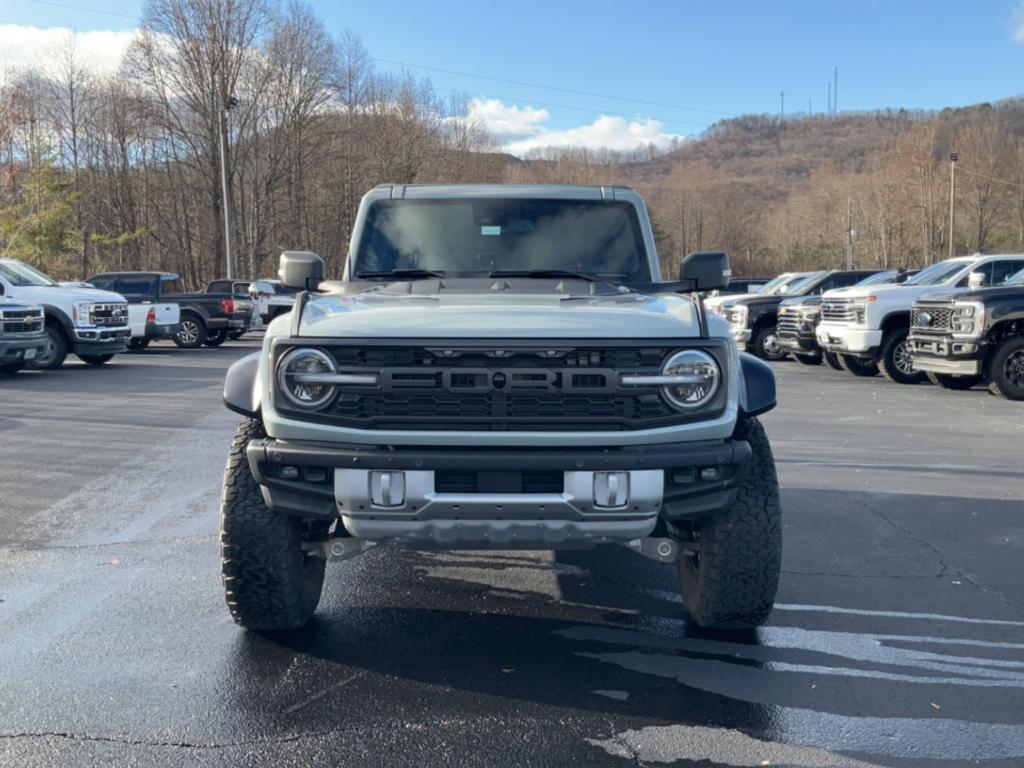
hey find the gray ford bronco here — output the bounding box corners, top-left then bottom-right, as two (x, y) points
(221, 184), (781, 631)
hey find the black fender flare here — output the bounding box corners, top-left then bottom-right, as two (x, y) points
(41, 305), (75, 336)
(224, 351), (262, 417)
(738, 351), (776, 418)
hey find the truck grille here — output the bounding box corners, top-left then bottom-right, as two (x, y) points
(820, 300), (857, 323)
(911, 305), (953, 332)
(284, 343), (726, 432)
(0, 307), (44, 335)
(90, 303), (129, 327)
(776, 309), (803, 336)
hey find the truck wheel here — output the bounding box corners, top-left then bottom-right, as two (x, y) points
(823, 351), (843, 371)
(29, 325), (68, 370)
(986, 336), (1024, 400)
(837, 354), (878, 377)
(127, 339), (150, 352)
(752, 326), (786, 361)
(174, 315), (207, 349)
(675, 417), (781, 629)
(78, 354), (115, 366)
(204, 330), (228, 347)
(877, 328), (926, 384)
(220, 418), (326, 631)
(790, 352), (822, 365)
(926, 372), (981, 390)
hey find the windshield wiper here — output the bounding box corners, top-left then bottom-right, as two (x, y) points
(489, 269), (608, 283)
(355, 269), (446, 280)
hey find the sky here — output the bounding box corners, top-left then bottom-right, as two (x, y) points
(4, 0), (1024, 155)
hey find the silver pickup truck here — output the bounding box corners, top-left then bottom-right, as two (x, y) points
(0, 299), (48, 373)
(221, 184), (781, 632)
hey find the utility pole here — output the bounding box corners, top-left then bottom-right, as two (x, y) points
(827, 82), (832, 115)
(780, 90), (785, 120)
(833, 66), (839, 114)
(846, 196), (854, 269)
(948, 153), (958, 259)
(219, 96), (238, 279)
(808, 98), (812, 116)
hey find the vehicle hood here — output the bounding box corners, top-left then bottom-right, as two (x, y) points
(724, 294), (783, 309)
(0, 298), (42, 311)
(779, 295), (822, 310)
(822, 283), (935, 300)
(297, 279), (701, 338)
(14, 285), (127, 304)
(918, 284), (1024, 303)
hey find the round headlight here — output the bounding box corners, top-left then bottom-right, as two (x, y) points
(661, 350), (721, 410)
(277, 348), (337, 409)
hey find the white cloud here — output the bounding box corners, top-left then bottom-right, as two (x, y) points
(0, 24), (139, 77)
(1013, 2), (1024, 44)
(468, 97), (686, 157)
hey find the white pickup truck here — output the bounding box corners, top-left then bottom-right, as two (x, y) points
(81, 273), (180, 351)
(0, 259), (131, 369)
(816, 253), (1024, 383)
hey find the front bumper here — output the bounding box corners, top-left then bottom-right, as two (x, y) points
(778, 330), (818, 354)
(247, 438), (752, 546)
(909, 334), (983, 376)
(72, 328), (129, 355)
(815, 325), (881, 355)
(0, 336), (48, 364)
(730, 326), (751, 347)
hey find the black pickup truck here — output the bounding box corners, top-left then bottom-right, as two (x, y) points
(909, 268), (1024, 399)
(87, 272), (253, 349)
(720, 269), (880, 360)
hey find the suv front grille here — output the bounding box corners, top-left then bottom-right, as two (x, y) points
(911, 305), (953, 332)
(821, 300), (856, 323)
(776, 308), (803, 336)
(0, 308), (44, 335)
(90, 303), (129, 327)
(279, 342), (727, 432)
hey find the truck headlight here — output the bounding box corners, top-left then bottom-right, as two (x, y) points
(277, 348), (338, 409)
(951, 301), (985, 336)
(728, 305), (748, 327)
(72, 301), (93, 327)
(661, 350), (721, 410)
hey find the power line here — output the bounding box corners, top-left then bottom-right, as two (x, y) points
(375, 57), (734, 117)
(29, 0), (139, 21)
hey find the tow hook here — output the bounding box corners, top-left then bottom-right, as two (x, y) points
(622, 537), (680, 563)
(305, 538), (377, 561)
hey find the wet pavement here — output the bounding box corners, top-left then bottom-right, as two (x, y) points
(0, 340), (1022, 767)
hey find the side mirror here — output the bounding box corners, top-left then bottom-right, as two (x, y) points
(279, 251), (324, 291)
(967, 270), (986, 289)
(678, 251), (730, 292)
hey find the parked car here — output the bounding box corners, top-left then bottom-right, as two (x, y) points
(86, 272), (252, 349)
(0, 299), (48, 374)
(705, 271), (810, 318)
(219, 183), (781, 632)
(909, 266), (1024, 398)
(777, 269), (918, 366)
(248, 279), (297, 323)
(0, 259), (130, 369)
(82, 273), (180, 352)
(206, 279), (259, 339)
(817, 254), (1024, 383)
(719, 269), (881, 361)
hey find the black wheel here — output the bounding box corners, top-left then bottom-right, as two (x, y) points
(220, 419), (326, 631)
(926, 371), (981, 390)
(174, 315), (207, 349)
(674, 417), (781, 629)
(228, 330), (245, 340)
(790, 352), (822, 365)
(127, 338), (150, 352)
(987, 336), (1024, 400)
(204, 329), (228, 347)
(837, 354), (878, 377)
(878, 328), (926, 384)
(78, 353), (115, 366)
(751, 325), (786, 361)
(823, 351), (843, 371)
(29, 324), (69, 370)
(0, 363), (24, 374)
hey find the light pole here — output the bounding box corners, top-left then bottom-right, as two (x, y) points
(219, 96), (238, 279)
(948, 153), (958, 260)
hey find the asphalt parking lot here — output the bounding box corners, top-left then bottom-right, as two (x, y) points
(1, 341), (1022, 768)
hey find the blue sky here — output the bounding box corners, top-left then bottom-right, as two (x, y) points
(5, 0), (1024, 152)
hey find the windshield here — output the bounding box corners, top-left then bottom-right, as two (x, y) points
(766, 273), (810, 296)
(353, 198), (651, 281)
(906, 259), (971, 286)
(0, 261), (57, 287)
(856, 270), (897, 286)
(787, 271), (829, 296)
(757, 274), (794, 295)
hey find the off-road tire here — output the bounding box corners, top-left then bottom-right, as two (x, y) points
(878, 328), (926, 384)
(174, 314), (207, 349)
(29, 324), (68, 370)
(220, 419), (326, 631)
(823, 351), (843, 371)
(926, 371), (981, 390)
(837, 354), (878, 377)
(78, 353), (115, 366)
(127, 338), (150, 352)
(204, 329), (228, 347)
(675, 417), (781, 629)
(791, 352), (822, 365)
(987, 336), (1024, 400)
(752, 325), (786, 361)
